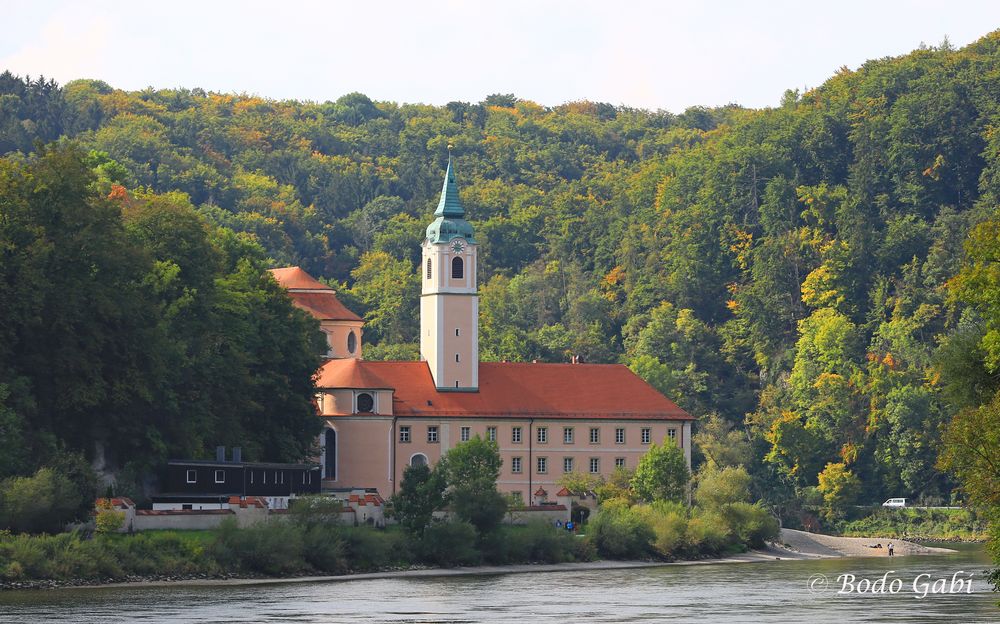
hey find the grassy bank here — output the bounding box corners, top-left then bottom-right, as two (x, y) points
(0, 521), (593, 586)
(838, 508), (988, 541)
(1, 501), (778, 587)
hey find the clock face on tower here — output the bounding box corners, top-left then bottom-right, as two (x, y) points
(451, 239), (466, 253)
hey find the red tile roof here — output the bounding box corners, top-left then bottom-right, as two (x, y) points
(511, 505), (568, 511)
(318, 358), (394, 389)
(269, 266), (331, 291)
(228, 496), (267, 509)
(288, 291), (363, 322)
(136, 509), (234, 516)
(316, 360), (693, 420)
(268, 267), (363, 322)
(555, 487), (572, 497)
(534, 487), (548, 497)
(347, 493), (384, 506)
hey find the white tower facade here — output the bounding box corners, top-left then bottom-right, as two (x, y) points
(420, 158), (478, 391)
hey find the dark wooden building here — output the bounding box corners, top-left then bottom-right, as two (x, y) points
(152, 447), (321, 510)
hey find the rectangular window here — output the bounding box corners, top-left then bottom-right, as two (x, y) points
(250, 471), (254, 484)
(510, 491), (523, 505)
(615, 457), (626, 469)
(399, 426), (411, 443)
(667, 428), (677, 444)
(511, 456), (522, 473)
(427, 426), (439, 443)
(263, 471), (267, 484)
(615, 428), (625, 444)
(641, 428), (651, 444)
(182, 504), (193, 510)
(563, 457), (574, 473)
(590, 427), (600, 444)
(186, 469), (197, 484)
(461, 426), (471, 442)
(537, 457), (548, 474)
(589, 458), (600, 474)
(456, 328), (460, 336)
(512, 427), (522, 443)
(487, 426), (497, 442)
(214, 469), (225, 484)
(563, 427), (574, 444)
(537, 427), (548, 444)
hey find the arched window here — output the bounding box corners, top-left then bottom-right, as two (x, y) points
(426, 258), (432, 279)
(410, 453), (428, 468)
(452, 256), (464, 279)
(324, 429), (337, 480)
(347, 330), (357, 355)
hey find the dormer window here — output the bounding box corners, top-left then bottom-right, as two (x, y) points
(452, 256), (464, 279)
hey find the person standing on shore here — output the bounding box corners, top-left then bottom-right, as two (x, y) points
(888, 543), (894, 557)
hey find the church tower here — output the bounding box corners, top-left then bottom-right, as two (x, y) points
(420, 156), (478, 391)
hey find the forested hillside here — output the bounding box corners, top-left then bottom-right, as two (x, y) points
(2, 33), (1000, 524)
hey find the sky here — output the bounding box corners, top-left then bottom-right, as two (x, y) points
(3, 0), (1000, 112)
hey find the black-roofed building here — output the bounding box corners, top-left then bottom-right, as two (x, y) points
(152, 446), (321, 511)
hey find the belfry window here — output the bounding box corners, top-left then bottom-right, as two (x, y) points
(426, 258), (432, 279)
(452, 256), (464, 279)
(347, 330), (357, 355)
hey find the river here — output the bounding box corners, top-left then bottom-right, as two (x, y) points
(0, 544), (995, 623)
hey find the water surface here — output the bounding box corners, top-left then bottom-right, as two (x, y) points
(1, 545), (995, 623)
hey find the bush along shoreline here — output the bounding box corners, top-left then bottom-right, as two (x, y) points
(0, 510), (778, 592)
(1, 459), (783, 591)
(836, 507), (989, 542)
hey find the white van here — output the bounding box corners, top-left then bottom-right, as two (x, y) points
(882, 498), (907, 507)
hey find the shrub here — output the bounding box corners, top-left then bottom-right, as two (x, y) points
(211, 519), (306, 576)
(687, 509), (730, 555)
(720, 502), (779, 548)
(95, 500), (125, 534)
(289, 495), (345, 528)
(0, 467), (91, 534)
(302, 525), (347, 573)
(587, 499), (654, 559)
(0, 531), (123, 580)
(340, 525), (409, 571)
(635, 501), (689, 557)
(503, 522), (578, 564)
(693, 466), (752, 509)
(418, 521), (480, 567)
(110, 531), (213, 576)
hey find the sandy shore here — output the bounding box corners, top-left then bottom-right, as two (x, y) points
(777, 528), (956, 558)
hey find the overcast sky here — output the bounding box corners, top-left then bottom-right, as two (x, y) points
(3, 1), (1000, 112)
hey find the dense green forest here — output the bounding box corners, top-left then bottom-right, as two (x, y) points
(2, 33), (999, 540)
